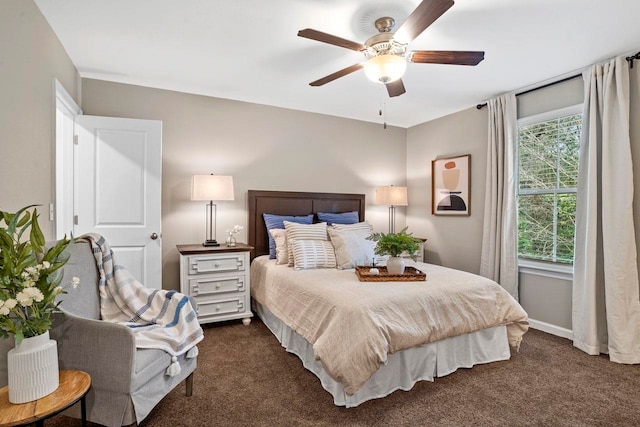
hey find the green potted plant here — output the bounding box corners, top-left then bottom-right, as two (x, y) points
(0, 205), (76, 403)
(367, 227), (422, 274)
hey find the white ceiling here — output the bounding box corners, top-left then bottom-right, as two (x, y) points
(35, 0), (640, 128)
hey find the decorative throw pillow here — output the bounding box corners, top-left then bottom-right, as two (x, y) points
(317, 211), (359, 225)
(289, 240), (337, 270)
(331, 221), (373, 232)
(268, 229), (289, 265)
(328, 226), (376, 269)
(284, 221), (329, 265)
(263, 213), (313, 259)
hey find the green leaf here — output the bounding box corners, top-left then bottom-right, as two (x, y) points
(29, 208), (45, 252)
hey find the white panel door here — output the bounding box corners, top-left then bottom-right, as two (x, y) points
(74, 115), (162, 289)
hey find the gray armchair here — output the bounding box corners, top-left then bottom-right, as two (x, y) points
(50, 240), (197, 426)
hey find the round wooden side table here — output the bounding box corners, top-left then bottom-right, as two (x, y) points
(0, 370), (91, 427)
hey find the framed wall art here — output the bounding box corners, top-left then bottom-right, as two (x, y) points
(431, 154), (471, 216)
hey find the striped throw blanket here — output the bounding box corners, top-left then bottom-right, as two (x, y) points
(84, 234), (203, 367)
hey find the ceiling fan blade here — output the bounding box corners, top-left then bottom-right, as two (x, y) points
(394, 0), (454, 43)
(298, 29), (366, 52)
(309, 64), (364, 87)
(410, 50), (485, 65)
(386, 79), (406, 97)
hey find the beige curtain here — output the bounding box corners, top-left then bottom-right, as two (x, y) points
(572, 56), (640, 363)
(479, 94), (519, 299)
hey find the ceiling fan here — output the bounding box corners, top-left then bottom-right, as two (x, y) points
(297, 0), (484, 97)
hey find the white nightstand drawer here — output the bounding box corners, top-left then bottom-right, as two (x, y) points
(189, 275), (245, 296)
(196, 296), (247, 318)
(188, 254), (246, 275)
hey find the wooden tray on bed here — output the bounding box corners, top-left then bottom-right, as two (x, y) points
(355, 266), (426, 282)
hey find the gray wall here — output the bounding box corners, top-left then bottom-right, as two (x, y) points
(80, 79), (408, 291)
(0, 0), (81, 387)
(0, 0), (81, 238)
(405, 106), (488, 274)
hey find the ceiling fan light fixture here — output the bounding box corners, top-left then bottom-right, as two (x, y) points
(364, 55), (407, 84)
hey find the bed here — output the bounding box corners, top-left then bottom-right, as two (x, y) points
(248, 190), (528, 407)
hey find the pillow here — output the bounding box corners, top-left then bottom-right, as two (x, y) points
(331, 221), (373, 232)
(268, 229), (289, 265)
(284, 221), (328, 265)
(263, 213), (313, 259)
(328, 226), (375, 269)
(289, 240), (337, 270)
(317, 210), (359, 225)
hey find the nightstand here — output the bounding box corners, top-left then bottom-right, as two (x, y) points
(177, 243), (254, 326)
(402, 238), (426, 263)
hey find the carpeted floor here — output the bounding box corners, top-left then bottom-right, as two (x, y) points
(50, 320), (640, 426)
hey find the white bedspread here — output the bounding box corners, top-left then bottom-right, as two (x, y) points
(250, 256), (528, 395)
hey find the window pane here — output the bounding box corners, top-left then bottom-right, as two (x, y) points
(556, 193), (576, 263)
(558, 114), (581, 188)
(519, 121), (558, 190)
(518, 194), (555, 261)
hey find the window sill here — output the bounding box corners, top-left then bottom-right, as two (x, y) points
(518, 259), (573, 281)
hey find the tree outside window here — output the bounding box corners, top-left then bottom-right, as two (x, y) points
(517, 107), (581, 264)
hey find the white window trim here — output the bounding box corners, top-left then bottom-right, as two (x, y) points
(517, 102), (582, 273)
(518, 258), (574, 281)
(517, 103), (582, 127)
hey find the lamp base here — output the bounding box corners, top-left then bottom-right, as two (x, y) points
(203, 240), (220, 247)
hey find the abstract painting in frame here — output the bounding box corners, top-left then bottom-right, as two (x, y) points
(432, 154), (471, 216)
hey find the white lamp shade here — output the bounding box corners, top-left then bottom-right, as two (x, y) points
(191, 175), (234, 201)
(364, 55), (407, 84)
(375, 186), (408, 206)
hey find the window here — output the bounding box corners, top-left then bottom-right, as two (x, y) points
(517, 105), (582, 264)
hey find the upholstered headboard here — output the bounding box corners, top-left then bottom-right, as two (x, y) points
(248, 190), (366, 260)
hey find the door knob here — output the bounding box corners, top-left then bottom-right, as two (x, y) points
(151, 232), (159, 240)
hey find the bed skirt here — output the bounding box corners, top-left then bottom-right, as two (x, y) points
(254, 301), (511, 407)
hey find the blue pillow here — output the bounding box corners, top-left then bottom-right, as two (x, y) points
(317, 211), (359, 225)
(263, 213), (314, 259)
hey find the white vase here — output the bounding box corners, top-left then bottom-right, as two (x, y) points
(386, 256), (406, 275)
(7, 331), (59, 403)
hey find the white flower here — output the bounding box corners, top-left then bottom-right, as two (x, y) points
(4, 299), (17, 310)
(16, 288), (44, 307)
(41, 261), (51, 269)
(227, 225), (244, 235)
(16, 291), (33, 307)
(72, 277), (80, 289)
(0, 306), (9, 316)
(54, 286), (63, 295)
(25, 266), (38, 277)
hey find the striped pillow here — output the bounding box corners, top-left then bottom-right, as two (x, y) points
(331, 221), (372, 232)
(317, 211), (359, 225)
(284, 221), (328, 265)
(290, 240), (336, 270)
(263, 213), (313, 259)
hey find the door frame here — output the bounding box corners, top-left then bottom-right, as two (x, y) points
(54, 79), (82, 239)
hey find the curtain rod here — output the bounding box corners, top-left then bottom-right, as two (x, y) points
(478, 49), (640, 110)
(627, 51), (640, 69)
(476, 74), (581, 110)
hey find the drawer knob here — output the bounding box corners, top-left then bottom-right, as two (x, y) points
(215, 305), (221, 311)
(215, 284), (220, 289)
(214, 263), (220, 268)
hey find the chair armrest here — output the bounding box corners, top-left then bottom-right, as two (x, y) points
(50, 311), (136, 394)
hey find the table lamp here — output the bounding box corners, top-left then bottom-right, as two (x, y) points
(191, 174), (234, 246)
(375, 185), (408, 234)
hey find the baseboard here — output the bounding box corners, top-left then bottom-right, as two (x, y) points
(528, 318), (573, 340)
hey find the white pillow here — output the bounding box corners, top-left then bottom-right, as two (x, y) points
(268, 229), (289, 265)
(328, 227), (375, 269)
(284, 221), (328, 265)
(290, 240), (336, 270)
(331, 221), (372, 232)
